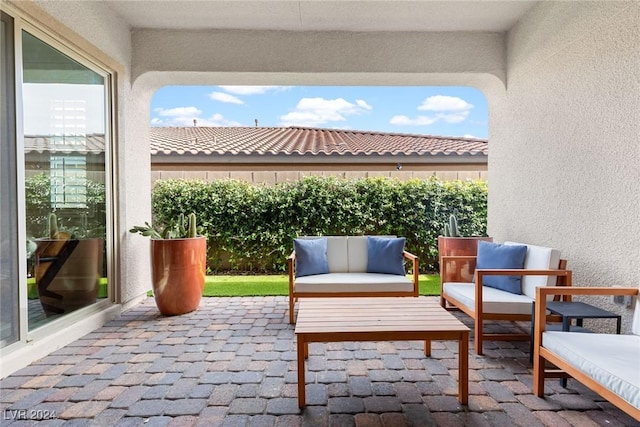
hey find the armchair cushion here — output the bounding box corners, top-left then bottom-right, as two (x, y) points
(366, 236), (406, 276)
(505, 242), (561, 297)
(475, 241), (527, 294)
(294, 237), (330, 277)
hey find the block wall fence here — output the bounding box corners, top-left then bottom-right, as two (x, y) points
(151, 169), (488, 185)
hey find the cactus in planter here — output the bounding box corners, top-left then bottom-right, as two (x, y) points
(188, 213), (197, 238)
(47, 212), (71, 240)
(48, 212), (59, 239)
(443, 211), (461, 237)
(130, 212), (207, 315)
(129, 212), (204, 239)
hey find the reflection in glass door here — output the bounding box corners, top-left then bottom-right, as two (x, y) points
(1, 12), (19, 347)
(22, 30), (108, 329)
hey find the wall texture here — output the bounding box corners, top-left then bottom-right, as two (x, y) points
(488, 2), (640, 328)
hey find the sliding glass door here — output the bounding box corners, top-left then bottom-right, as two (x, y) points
(22, 29), (109, 329)
(0, 11), (19, 346)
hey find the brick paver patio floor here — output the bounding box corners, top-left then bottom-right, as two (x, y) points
(1, 297), (637, 426)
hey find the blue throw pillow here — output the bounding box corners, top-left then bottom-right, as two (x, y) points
(294, 238), (330, 278)
(475, 241), (527, 294)
(366, 236), (406, 276)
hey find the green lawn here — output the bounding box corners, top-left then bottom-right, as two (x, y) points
(203, 274), (441, 297)
(31, 274), (441, 299)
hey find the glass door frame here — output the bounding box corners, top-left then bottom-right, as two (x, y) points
(8, 12), (117, 345)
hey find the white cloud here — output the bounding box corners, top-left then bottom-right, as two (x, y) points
(279, 97), (372, 127)
(389, 115), (438, 126)
(155, 106), (202, 117)
(197, 114), (242, 127)
(437, 111), (470, 123)
(219, 85), (292, 95)
(463, 134), (477, 139)
(355, 99), (373, 110)
(389, 95), (474, 128)
(151, 106), (241, 127)
(418, 95), (474, 112)
(208, 91), (243, 104)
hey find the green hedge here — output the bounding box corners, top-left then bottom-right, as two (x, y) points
(152, 176), (488, 273)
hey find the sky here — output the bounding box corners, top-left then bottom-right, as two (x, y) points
(150, 86), (488, 139)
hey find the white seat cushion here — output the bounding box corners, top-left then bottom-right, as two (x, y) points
(504, 242), (561, 298)
(295, 273), (413, 293)
(543, 331), (640, 408)
(443, 282), (534, 315)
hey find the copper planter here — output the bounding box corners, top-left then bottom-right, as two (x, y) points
(35, 238), (104, 317)
(151, 237), (206, 316)
(438, 236), (493, 283)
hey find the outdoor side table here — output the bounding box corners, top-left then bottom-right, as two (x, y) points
(531, 300), (621, 387)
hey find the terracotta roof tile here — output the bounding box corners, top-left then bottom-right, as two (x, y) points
(24, 134), (105, 154)
(150, 126), (488, 158)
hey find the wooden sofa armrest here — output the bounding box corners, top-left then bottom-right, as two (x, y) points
(287, 251), (296, 294)
(403, 251), (419, 296)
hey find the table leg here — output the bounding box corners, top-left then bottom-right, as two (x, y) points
(424, 340), (431, 356)
(297, 336), (306, 408)
(560, 316), (570, 388)
(459, 332), (469, 405)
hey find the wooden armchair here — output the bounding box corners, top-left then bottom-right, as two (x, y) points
(533, 286), (639, 421)
(440, 241), (572, 355)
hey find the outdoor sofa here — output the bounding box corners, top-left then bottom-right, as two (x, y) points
(533, 286), (640, 421)
(287, 235), (418, 323)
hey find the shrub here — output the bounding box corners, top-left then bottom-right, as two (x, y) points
(152, 176), (488, 273)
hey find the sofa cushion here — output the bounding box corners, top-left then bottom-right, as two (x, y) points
(505, 242), (561, 298)
(367, 236), (406, 276)
(294, 238), (329, 277)
(347, 236), (369, 273)
(294, 272), (414, 293)
(475, 241), (527, 294)
(632, 289), (640, 336)
(543, 331), (640, 408)
(443, 282), (534, 315)
(326, 236), (349, 273)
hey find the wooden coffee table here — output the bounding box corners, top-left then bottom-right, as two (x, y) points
(294, 297), (470, 408)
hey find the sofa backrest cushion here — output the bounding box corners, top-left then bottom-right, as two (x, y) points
(347, 236), (368, 272)
(297, 235), (399, 273)
(475, 241), (527, 294)
(632, 288), (640, 336)
(505, 241), (561, 298)
(326, 236), (349, 272)
(297, 236), (348, 273)
(293, 237), (329, 277)
(366, 236), (406, 275)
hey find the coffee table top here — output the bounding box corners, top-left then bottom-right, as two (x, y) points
(295, 297), (469, 334)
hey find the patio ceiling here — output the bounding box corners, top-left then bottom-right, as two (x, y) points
(104, 0), (539, 32)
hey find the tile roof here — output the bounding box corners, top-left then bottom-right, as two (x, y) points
(24, 134), (105, 154)
(150, 126), (488, 160)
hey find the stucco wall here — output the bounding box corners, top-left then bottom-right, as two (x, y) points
(488, 2), (640, 328)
